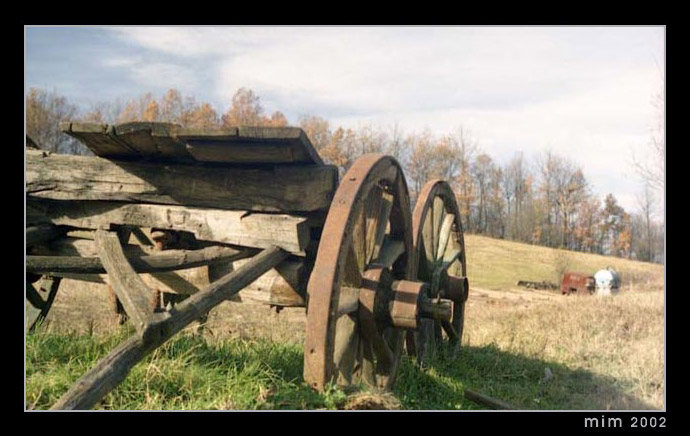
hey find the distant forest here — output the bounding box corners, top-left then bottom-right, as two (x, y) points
(26, 87), (665, 264)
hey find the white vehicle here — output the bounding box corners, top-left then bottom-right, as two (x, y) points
(594, 267), (621, 296)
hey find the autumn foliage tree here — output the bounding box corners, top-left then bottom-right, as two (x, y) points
(26, 85), (659, 262)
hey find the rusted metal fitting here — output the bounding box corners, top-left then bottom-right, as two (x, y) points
(443, 276), (469, 303)
(388, 280), (454, 329)
(388, 280), (426, 329)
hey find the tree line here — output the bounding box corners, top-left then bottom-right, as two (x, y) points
(26, 87), (664, 264)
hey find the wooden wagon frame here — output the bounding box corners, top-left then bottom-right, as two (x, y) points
(26, 121), (470, 409)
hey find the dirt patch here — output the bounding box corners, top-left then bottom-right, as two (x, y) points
(340, 392), (401, 410)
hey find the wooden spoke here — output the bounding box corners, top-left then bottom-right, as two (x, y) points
(371, 191), (394, 263)
(353, 203), (368, 274)
(421, 211), (435, 277)
(431, 196), (445, 261)
(408, 180), (468, 364)
(364, 185), (385, 264)
(376, 236), (406, 268)
(336, 286), (360, 317)
(333, 314), (359, 385)
(304, 154), (412, 392)
(437, 213), (455, 261)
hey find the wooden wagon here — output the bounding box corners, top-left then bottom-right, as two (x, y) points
(25, 121), (470, 409)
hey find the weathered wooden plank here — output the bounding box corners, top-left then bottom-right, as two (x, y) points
(61, 121), (324, 166)
(94, 230), (158, 334)
(28, 200), (310, 254)
(116, 122), (194, 160)
(60, 122), (134, 157)
(26, 150), (337, 212)
(26, 245), (255, 274)
(51, 246), (288, 410)
(180, 125), (323, 166)
(233, 258), (306, 306)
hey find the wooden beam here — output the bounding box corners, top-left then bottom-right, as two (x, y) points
(35, 237), (304, 304)
(50, 246), (288, 410)
(94, 230), (158, 334)
(26, 245), (255, 274)
(29, 200), (310, 254)
(463, 389), (515, 410)
(233, 258), (307, 306)
(26, 150), (337, 212)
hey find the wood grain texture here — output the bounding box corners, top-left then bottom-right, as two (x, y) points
(26, 150), (337, 212)
(94, 230), (158, 334)
(26, 245), (254, 274)
(28, 199), (310, 254)
(61, 121), (324, 166)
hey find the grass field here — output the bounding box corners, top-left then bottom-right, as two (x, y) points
(25, 234), (665, 410)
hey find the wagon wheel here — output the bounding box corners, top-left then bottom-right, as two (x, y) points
(304, 154), (415, 391)
(26, 275), (62, 332)
(407, 180), (469, 363)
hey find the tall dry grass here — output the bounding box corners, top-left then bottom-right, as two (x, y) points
(464, 290), (664, 409)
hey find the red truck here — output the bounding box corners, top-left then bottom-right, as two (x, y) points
(561, 272), (595, 296)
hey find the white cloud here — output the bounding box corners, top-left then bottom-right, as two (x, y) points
(100, 26), (664, 215)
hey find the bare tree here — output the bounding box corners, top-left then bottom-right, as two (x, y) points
(26, 87), (83, 154)
(634, 182), (656, 261)
(407, 129), (436, 196)
(472, 153), (494, 233)
(633, 89), (665, 192)
(452, 127), (478, 232)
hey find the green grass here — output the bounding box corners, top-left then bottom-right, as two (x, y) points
(26, 327), (481, 410)
(26, 328), (347, 410)
(27, 325), (656, 410)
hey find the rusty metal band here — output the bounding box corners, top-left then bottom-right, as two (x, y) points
(304, 153), (412, 391)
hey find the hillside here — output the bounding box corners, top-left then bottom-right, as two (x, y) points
(464, 234), (664, 292)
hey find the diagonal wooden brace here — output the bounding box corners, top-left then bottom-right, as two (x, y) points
(50, 245), (288, 410)
(94, 229), (161, 335)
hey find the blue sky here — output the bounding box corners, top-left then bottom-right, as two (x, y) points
(25, 26), (665, 217)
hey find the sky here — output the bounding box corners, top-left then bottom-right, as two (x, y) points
(24, 26), (665, 217)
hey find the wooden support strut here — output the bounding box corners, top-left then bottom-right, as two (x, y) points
(94, 230), (162, 336)
(28, 200), (310, 255)
(50, 246), (288, 410)
(26, 245), (256, 274)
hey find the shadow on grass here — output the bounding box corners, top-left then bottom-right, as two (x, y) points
(396, 342), (658, 410)
(26, 330), (346, 410)
(26, 330), (657, 410)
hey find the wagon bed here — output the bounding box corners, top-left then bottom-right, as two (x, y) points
(26, 121), (470, 409)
